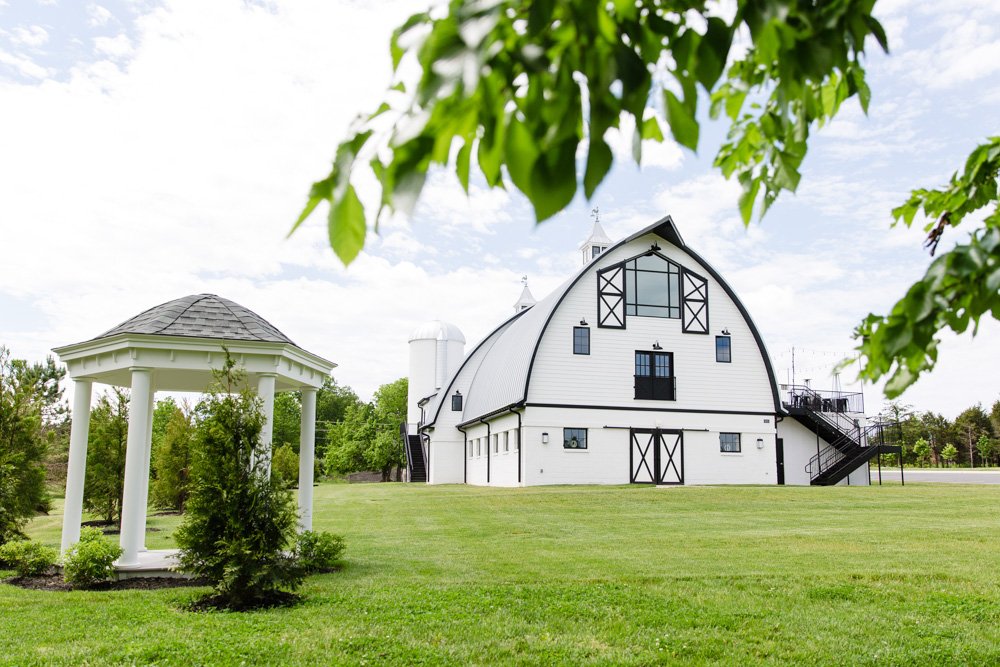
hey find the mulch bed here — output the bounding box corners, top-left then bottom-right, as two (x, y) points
(185, 590), (302, 612)
(3, 573), (207, 592)
(79, 520), (162, 537)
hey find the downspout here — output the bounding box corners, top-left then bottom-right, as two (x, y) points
(457, 424), (468, 484)
(516, 408), (523, 485)
(479, 418), (491, 484)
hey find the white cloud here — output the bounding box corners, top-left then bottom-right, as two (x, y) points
(93, 33), (133, 58)
(0, 47), (50, 78)
(11, 25), (49, 47)
(87, 4), (114, 27)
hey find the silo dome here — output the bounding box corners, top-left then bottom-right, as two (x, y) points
(408, 320), (466, 344)
(407, 320), (466, 426)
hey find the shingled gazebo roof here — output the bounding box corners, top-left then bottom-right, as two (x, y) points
(96, 294), (294, 344)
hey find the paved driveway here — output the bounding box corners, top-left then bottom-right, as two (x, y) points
(871, 469), (1000, 484)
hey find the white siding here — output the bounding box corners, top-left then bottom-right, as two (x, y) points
(529, 234), (777, 414)
(520, 407), (778, 486)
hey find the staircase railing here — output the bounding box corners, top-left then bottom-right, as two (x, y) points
(400, 422), (414, 480)
(805, 416), (899, 482)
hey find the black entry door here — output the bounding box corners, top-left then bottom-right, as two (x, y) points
(630, 429), (684, 485)
(775, 437), (785, 485)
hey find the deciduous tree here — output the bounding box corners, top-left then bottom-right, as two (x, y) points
(294, 0), (997, 400)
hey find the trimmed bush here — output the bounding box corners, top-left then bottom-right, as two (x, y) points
(296, 531), (346, 573)
(63, 527), (122, 587)
(0, 539), (57, 577)
(271, 443), (298, 488)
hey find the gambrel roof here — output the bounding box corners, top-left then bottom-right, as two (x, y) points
(424, 216), (781, 429)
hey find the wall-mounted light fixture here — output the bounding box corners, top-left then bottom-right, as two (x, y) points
(580, 318), (588, 326)
(756, 437), (764, 449)
(650, 242), (661, 252)
(541, 432), (549, 444)
(721, 328), (731, 336)
(652, 341), (663, 350)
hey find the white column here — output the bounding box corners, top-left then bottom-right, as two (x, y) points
(298, 388), (317, 532)
(138, 388), (155, 551)
(60, 378), (93, 555)
(118, 368), (152, 566)
(257, 373), (276, 476)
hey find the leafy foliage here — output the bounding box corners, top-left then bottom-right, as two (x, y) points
(62, 526), (122, 587)
(271, 443), (299, 488)
(174, 353), (303, 608)
(151, 402), (195, 512)
(855, 137), (1000, 396)
(295, 530), (346, 573)
(83, 388), (130, 525)
(322, 378), (407, 481)
(0, 539), (57, 577)
(294, 0), (887, 264)
(0, 346), (49, 544)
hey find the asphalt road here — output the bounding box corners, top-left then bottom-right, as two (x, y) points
(871, 469), (1000, 484)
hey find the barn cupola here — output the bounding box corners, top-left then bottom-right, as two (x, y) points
(514, 276), (536, 313)
(579, 207), (611, 265)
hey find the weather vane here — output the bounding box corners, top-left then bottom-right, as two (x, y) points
(591, 206), (600, 223)
(521, 275), (528, 286)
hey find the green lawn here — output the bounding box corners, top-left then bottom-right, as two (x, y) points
(3, 483), (999, 665)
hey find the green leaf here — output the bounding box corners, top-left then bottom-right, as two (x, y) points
(695, 17), (731, 91)
(583, 138), (613, 199)
(290, 176), (334, 237)
(328, 184), (366, 265)
(455, 139), (472, 193)
(505, 118), (540, 198)
(738, 176), (760, 224)
(664, 90), (699, 151)
(528, 139), (577, 222)
(641, 116), (664, 142)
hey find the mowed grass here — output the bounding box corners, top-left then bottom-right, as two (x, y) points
(3, 483), (999, 665)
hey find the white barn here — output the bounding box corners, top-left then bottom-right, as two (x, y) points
(404, 216), (896, 487)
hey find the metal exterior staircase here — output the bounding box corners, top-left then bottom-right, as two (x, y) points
(784, 386), (901, 486)
(400, 423), (427, 483)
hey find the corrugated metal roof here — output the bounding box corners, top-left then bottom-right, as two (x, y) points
(95, 294), (295, 344)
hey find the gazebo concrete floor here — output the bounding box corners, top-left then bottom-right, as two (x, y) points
(114, 549), (190, 580)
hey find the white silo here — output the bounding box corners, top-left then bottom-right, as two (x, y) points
(408, 320), (466, 427)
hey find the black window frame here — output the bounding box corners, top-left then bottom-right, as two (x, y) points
(451, 392), (463, 411)
(715, 336), (732, 363)
(573, 326), (590, 355)
(634, 350), (676, 401)
(624, 252), (681, 320)
(719, 432), (741, 453)
(563, 428), (588, 450)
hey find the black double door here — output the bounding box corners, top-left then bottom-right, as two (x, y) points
(630, 429), (683, 485)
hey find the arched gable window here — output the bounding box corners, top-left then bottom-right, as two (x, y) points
(597, 248), (709, 334)
(624, 253), (680, 319)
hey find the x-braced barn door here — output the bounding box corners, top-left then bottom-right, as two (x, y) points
(630, 429), (684, 485)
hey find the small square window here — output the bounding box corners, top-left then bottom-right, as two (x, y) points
(451, 392), (463, 411)
(564, 428), (588, 450)
(716, 336), (731, 363)
(573, 326), (590, 355)
(720, 432), (741, 453)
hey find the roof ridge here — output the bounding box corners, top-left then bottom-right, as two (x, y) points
(212, 296), (267, 342)
(148, 294), (209, 335)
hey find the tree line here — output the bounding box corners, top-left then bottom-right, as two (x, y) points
(885, 401), (1000, 468)
(0, 343), (409, 541)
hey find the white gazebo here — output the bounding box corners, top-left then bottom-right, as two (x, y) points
(53, 294), (336, 570)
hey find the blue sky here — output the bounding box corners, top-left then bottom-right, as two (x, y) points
(0, 0), (997, 417)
